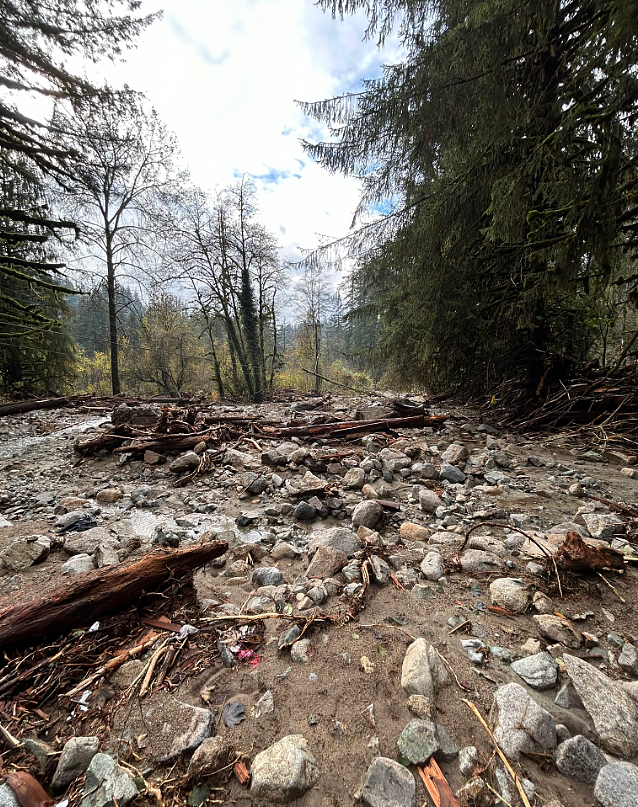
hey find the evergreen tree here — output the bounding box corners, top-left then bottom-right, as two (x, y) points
(303, 0), (638, 393)
(0, 0), (156, 339)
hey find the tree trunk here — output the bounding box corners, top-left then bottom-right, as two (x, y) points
(0, 541), (228, 646)
(106, 232), (120, 395)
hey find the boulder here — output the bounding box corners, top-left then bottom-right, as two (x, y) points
(554, 735), (606, 783)
(492, 683), (556, 761)
(359, 757), (415, 807)
(401, 638), (448, 699)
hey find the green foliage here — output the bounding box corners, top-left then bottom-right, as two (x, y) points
(305, 0), (638, 393)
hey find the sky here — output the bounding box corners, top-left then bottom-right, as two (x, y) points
(99, 0), (397, 267)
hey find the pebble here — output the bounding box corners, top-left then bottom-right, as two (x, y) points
(420, 552), (444, 581)
(307, 527), (361, 558)
(489, 578), (528, 613)
(169, 452), (200, 473)
(510, 652), (558, 690)
(618, 642), (638, 676)
(81, 754), (139, 807)
(61, 554), (94, 574)
(533, 614), (581, 649)
(352, 500), (384, 529)
(418, 488), (442, 513)
(399, 522), (430, 542)
(401, 638), (448, 699)
(358, 757), (415, 807)
(554, 734), (607, 783)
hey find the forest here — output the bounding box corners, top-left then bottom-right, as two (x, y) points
(1, 0), (638, 404)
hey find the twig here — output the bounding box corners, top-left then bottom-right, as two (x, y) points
(448, 620), (471, 635)
(597, 571), (627, 603)
(461, 522), (552, 559)
(64, 636), (158, 697)
(462, 699), (532, 807)
(432, 646), (473, 692)
(358, 623), (417, 642)
(484, 781), (516, 807)
(0, 723), (21, 749)
(139, 640), (169, 697)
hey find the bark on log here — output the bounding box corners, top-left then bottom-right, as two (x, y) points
(262, 413), (448, 439)
(0, 541), (228, 647)
(0, 397), (72, 417)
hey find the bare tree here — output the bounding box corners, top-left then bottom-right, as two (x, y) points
(53, 92), (180, 394)
(293, 263), (333, 392)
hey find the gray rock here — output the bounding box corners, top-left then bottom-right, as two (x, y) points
(440, 463), (465, 483)
(81, 753), (139, 807)
(95, 543), (119, 568)
(460, 549), (505, 573)
(343, 467), (366, 489)
(110, 659), (144, 688)
(421, 552), (444, 581)
(401, 638), (448, 699)
(1, 536), (50, 571)
(492, 682), (556, 760)
(359, 757), (415, 807)
(619, 642), (638, 677)
(352, 500), (383, 529)
(52, 736), (100, 792)
(61, 554), (94, 574)
(0, 785), (18, 807)
(188, 736), (234, 778)
(246, 596), (274, 614)
(397, 720), (438, 764)
(564, 654), (638, 757)
(418, 488), (442, 513)
(162, 701), (214, 759)
(412, 462), (437, 480)
(511, 652), (558, 690)
(64, 528), (118, 556)
(370, 555), (392, 584)
(247, 476), (269, 495)
(293, 500), (316, 521)
(305, 545), (346, 578)
(489, 578), (528, 613)
(554, 681), (582, 709)
(23, 737), (55, 770)
(533, 614), (581, 649)
(252, 566), (284, 587)
(441, 444), (468, 464)
(307, 527), (361, 558)
(169, 451), (200, 474)
(594, 762), (638, 807)
(379, 447), (411, 472)
(581, 513), (624, 540)
(291, 638), (312, 663)
(458, 746), (479, 776)
(250, 735), (319, 802)
(555, 735), (606, 783)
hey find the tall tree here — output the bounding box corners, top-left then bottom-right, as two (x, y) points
(292, 263), (333, 392)
(303, 0), (638, 393)
(0, 0), (156, 341)
(54, 93), (180, 394)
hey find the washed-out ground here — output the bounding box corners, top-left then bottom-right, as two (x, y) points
(1, 394), (638, 807)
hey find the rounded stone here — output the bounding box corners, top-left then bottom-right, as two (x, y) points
(594, 762), (638, 807)
(489, 578), (528, 613)
(250, 735), (319, 802)
(352, 500), (384, 529)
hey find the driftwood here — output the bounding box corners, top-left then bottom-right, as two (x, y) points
(555, 531), (625, 573)
(0, 396), (73, 417)
(0, 541), (228, 647)
(262, 414), (448, 439)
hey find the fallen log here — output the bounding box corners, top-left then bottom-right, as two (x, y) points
(0, 396), (75, 417)
(262, 413), (448, 439)
(0, 541), (228, 647)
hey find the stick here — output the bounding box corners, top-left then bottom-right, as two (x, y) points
(301, 367), (369, 394)
(462, 699), (532, 807)
(597, 571), (627, 603)
(64, 636), (159, 697)
(0, 723), (21, 749)
(139, 641), (169, 697)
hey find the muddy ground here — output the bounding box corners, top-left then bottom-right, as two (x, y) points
(0, 394), (637, 807)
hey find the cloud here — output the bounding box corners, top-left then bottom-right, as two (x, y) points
(91, 0), (401, 271)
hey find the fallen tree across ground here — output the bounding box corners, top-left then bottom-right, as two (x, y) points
(0, 540), (228, 647)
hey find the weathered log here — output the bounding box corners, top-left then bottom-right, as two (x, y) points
(262, 413), (448, 439)
(0, 396), (73, 417)
(0, 541), (228, 647)
(555, 532), (625, 573)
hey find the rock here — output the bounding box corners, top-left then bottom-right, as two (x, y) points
(0, 784), (19, 807)
(429, 531), (464, 548)
(293, 501), (316, 521)
(169, 451), (201, 474)
(533, 614), (581, 648)
(421, 552), (444, 581)
(144, 450), (165, 465)
(1, 536), (50, 571)
(401, 638), (448, 699)
(440, 463), (465, 483)
(250, 735), (319, 802)
(411, 462), (437, 480)
(248, 476), (269, 495)
(252, 566), (284, 587)
(23, 737), (55, 770)
(594, 762), (638, 807)
(458, 746), (479, 777)
(52, 736), (100, 791)
(418, 488), (442, 513)
(96, 543), (119, 567)
(379, 447), (411, 472)
(492, 683), (556, 760)
(359, 757), (415, 807)
(96, 488), (122, 503)
(370, 555), (392, 584)
(188, 736), (234, 778)
(554, 735), (607, 783)
(352, 500), (383, 529)
(305, 545), (346, 578)
(456, 778), (489, 806)
(460, 549), (504, 573)
(61, 554), (94, 574)
(253, 690), (275, 718)
(489, 578), (528, 613)
(563, 654), (638, 757)
(224, 448), (257, 468)
(81, 753), (139, 807)
(64, 527), (118, 556)
(397, 719), (459, 765)
(581, 513), (624, 540)
(307, 527), (361, 558)
(532, 591), (553, 614)
(407, 695), (434, 721)
(343, 467), (366, 489)
(270, 541), (301, 560)
(619, 642), (638, 676)
(441, 443), (468, 464)
(399, 522), (429, 542)
(163, 701), (214, 759)
(554, 681), (582, 709)
(510, 652), (558, 690)
(291, 638), (312, 663)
